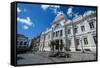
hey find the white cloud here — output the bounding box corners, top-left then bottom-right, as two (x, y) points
(41, 5), (50, 10)
(50, 5), (60, 8)
(17, 7), (21, 13)
(17, 7), (28, 13)
(67, 7), (73, 17)
(17, 17), (35, 30)
(17, 17), (33, 26)
(67, 7), (73, 15)
(51, 5), (60, 14)
(23, 9), (27, 12)
(23, 25), (29, 30)
(53, 9), (57, 14)
(74, 12), (79, 17)
(41, 5), (60, 14)
(56, 11), (63, 17)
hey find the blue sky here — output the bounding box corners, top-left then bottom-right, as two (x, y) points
(17, 3), (96, 40)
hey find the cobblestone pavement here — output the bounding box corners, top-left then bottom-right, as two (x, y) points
(17, 51), (96, 65)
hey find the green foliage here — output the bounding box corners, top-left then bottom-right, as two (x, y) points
(49, 40), (64, 52)
(29, 44), (33, 50)
(59, 43), (64, 50)
(49, 41), (55, 52)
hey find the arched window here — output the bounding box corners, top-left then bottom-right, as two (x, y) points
(24, 42), (27, 45)
(20, 41), (23, 45)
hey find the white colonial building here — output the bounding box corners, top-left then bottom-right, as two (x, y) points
(39, 10), (97, 53)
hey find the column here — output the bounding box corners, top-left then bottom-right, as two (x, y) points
(70, 23), (76, 51)
(63, 25), (70, 52)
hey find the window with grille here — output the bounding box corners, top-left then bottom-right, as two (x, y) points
(83, 38), (88, 45)
(89, 22), (95, 29)
(76, 39), (79, 45)
(68, 40), (71, 46)
(68, 29), (71, 34)
(74, 28), (78, 33)
(81, 25), (85, 32)
(93, 35), (97, 45)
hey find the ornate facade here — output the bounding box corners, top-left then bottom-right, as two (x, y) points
(39, 10), (97, 53)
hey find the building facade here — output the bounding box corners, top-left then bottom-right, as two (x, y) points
(17, 34), (29, 48)
(39, 10), (97, 53)
(30, 36), (40, 51)
(17, 34), (29, 53)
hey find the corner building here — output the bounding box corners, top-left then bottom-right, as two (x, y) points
(39, 11), (97, 53)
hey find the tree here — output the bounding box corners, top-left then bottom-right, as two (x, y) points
(49, 40), (64, 53)
(59, 42), (64, 52)
(55, 40), (59, 52)
(49, 41), (55, 52)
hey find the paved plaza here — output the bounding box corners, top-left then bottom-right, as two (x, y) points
(17, 51), (96, 65)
